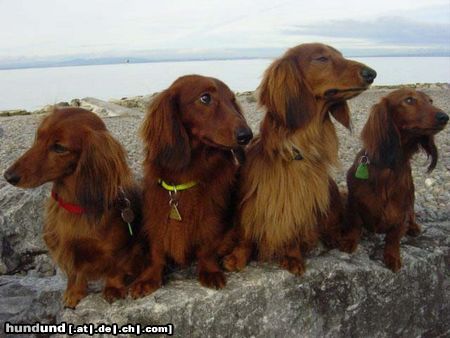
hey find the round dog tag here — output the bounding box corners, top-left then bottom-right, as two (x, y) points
(121, 208), (135, 224)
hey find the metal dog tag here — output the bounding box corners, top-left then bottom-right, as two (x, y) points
(121, 207), (135, 223)
(169, 204), (182, 221)
(121, 208), (135, 236)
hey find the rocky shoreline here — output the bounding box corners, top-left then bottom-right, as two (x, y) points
(0, 83), (449, 117)
(0, 84), (449, 337)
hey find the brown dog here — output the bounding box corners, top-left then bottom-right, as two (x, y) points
(4, 108), (145, 308)
(342, 89), (448, 271)
(130, 75), (252, 298)
(224, 43), (376, 275)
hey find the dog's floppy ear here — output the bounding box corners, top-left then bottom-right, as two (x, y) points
(329, 101), (351, 129)
(361, 98), (401, 168)
(140, 89), (191, 171)
(75, 130), (131, 218)
(259, 56), (316, 130)
(419, 135), (438, 172)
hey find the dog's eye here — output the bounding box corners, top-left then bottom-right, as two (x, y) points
(404, 97), (415, 104)
(199, 93), (211, 105)
(429, 98), (433, 104)
(314, 56), (329, 62)
(51, 143), (68, 153)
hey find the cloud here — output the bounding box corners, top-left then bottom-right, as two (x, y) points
(283, 16), (450, 46)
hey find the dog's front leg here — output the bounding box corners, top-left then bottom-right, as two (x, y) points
(196, 245), (226, 289)
(130, 242), (165, 298)
(103, 273), (127, 303)
(223, 238), (253, 272)
(383, 222), (407, 272)
(222, 224), (253, 272)
(339, 207), (363, 253)
(406, 208), (421, 237)
(280, 242), (305, 276)
(63, 272), (87, 308)
(320, 179), (345, 249)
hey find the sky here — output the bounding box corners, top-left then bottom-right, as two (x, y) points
(0, 0), (449, 67)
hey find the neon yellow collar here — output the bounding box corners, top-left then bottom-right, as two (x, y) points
(158, 179), (197, 192)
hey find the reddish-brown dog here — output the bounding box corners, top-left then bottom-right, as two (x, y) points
(224, 43), (376, 275)
(342, 89), (448, 271)
(130, 75), (252, 297)
(4, 108), (145, 308)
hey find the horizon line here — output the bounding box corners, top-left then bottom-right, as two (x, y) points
(1, 53), (449, 71)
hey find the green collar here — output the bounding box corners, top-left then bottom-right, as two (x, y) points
(158, 179), (198, 192)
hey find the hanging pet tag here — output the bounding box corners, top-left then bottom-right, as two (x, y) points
(169, 203), (182, 221)
(355, 155), (369, 180)
(355, 163), (369, 179)
(121, 208), (135, 235)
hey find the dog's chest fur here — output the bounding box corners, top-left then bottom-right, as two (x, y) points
(240, 119), (339, 256)
(355, 164), (414, 232)
(147, 154), (236, 265)
(43, 200), (124, 277)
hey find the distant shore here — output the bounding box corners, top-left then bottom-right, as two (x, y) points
(2, 53), (450, 71)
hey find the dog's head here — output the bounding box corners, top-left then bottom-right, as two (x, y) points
(141, 75), (253, 171)
(259, 43), (376, 130)
(361, 88), (448, 171)
(4, 107), (131, 216)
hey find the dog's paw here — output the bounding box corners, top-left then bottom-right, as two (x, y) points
(103, 286), (127, 303)
(129, 279), (161, 299)
(321, 235), (340, 249)
(63, 290), (86, 309)
(199, 270), (226, 289)
(384, 252), (402, 272)
(280, 256), (305, 276)
(339, 238), (359, 253)
(407, 223), (421, 237)
(223, 253), (247, 272)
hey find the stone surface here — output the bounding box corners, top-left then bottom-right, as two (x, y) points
(110, 94), (155, 112)
(79, 97), (142, 117)
(0, 223), (448, 337)
(0, 275), (65, 331)
(58, 223), (450, 337)
(0, 183), (50, 275)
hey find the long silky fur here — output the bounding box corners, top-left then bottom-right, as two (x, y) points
(240, 112), (339, 258)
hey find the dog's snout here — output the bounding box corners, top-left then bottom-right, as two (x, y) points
(435, 112), (449, 123)
(236, 127), (253, 145)
(360, 67), (377, 84)
(4, 169), (21, 186)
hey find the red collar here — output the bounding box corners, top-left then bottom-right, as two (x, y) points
(51, 191), (85, 214)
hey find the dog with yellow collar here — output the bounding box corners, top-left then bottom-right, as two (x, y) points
(130, 75), (253, 297)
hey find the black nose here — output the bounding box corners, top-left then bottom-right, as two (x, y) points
(236, 127), (253, 145)
(435, 112), (449, 123)
(4, 169), (21, 186)
(360, 67), (377, 84)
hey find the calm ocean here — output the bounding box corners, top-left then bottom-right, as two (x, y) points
(0, 57), (449, 111)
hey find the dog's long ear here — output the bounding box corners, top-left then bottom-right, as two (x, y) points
(75, 130), (132, 218)
(361, 98), (401, 168)
(140, 89), (190, 171)
(419, 135), (438, 172)
(259, 56), (316, 130)
(329, 101), (351, 129)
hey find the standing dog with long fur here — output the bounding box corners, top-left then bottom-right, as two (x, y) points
(342, 89), (448, 271)
(130, 75), (252, 297)
(4, 108), (144, 308)
(224, 43), (376, 275)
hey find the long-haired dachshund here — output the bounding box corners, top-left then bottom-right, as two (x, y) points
(224, 43), (376, 275)
(341, 89), (448, 271)
(130, 75), (252, 297)
(4, 107), (144, 308)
